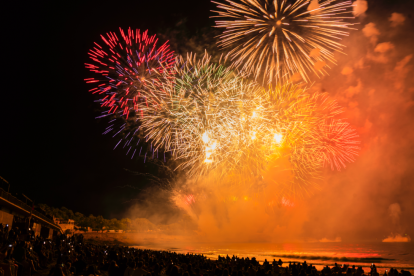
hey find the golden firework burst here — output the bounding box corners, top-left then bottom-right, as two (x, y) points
(212, 0), (356, 83)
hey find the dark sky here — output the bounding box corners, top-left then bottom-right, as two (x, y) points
(2, 0), (414, 242)
(2, 0), (215, 218)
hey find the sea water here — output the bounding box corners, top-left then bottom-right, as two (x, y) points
(135, 242), (414, 273)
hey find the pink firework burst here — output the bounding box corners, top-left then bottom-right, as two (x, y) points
(85, 27), (175, 120)
(317, 119), (360, 171)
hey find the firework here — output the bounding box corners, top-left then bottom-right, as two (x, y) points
(137, 53), (359, 195)
(85, 27), (175, 160)
(214, 83), (322, 197)
(214, 83), (359, 199)
(211, 0), (355, 83)
(315, 118), (360, 171)
(92, 48), (360, 199)
(138, 52), (265, 176)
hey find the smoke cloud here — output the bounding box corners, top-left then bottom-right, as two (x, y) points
(125, 1), (414, 244)
(353, 0), (368, 17)
(388, 203), (401, 225)
(382, 234), (411, 243)
(307, 0), (320, 15)
(362, 23), (380, 45)
(389, 13), (405, 27)
(319, 237), (342, 243)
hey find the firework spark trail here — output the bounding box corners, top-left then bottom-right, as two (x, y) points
(85, 27), (176, 159)
(85, 41), (360, 199)
(136, 52), (235, 157)
(134, 52), (360, 198)
(232, 84), (357, 192)
(211, 0), (356, 83)
(213, 83), (325, 198)
(315, 118), (360, 171)
(138, 52), (267, 176)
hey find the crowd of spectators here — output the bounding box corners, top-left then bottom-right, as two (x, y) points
(0, 225), (412, 276)
(0, 222), (55, 275)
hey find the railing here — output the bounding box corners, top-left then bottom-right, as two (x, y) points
(0, 188), (61, 231)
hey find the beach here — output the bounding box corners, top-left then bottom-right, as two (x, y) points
(82, 232), (414, 274)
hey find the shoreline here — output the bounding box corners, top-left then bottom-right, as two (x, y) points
(80, 233), (414, 273)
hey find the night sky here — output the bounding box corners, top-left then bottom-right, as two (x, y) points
(2, 0), (414, 240)
(2, 0), (215, 218)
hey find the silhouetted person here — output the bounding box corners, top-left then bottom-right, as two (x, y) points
(356, 266), (364, 276)
(248, 265), (256, 276)
(133, 262), (149, 276)
(401, 270), (412, 276)
(125, 261), (136, 276)
(86, 265), (98, 276)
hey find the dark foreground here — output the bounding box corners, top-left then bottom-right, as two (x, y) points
(1, 232), (412, 276)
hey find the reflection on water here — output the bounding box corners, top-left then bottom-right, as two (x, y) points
(134, 242), (414, 273)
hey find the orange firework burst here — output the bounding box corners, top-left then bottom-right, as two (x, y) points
(211, 0), (355, 83)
